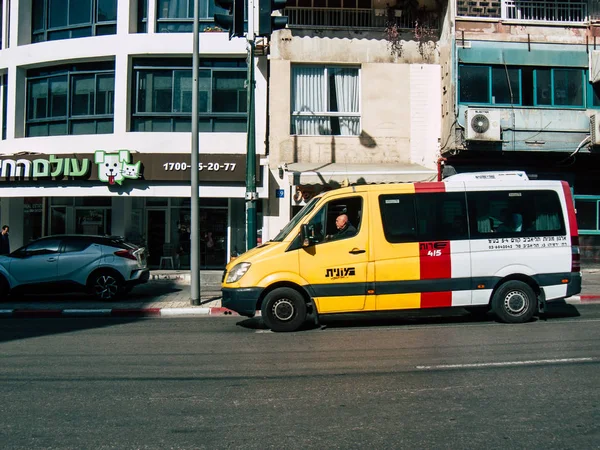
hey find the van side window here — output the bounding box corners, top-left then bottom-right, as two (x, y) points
(467, 190), (565, 238)
(379, 195), (417, 243)
(306, 196), (362, 244)
(416, 193), (469, 241)
(379, 193), (469, 243)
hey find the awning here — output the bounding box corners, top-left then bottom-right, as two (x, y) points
(285, 162), (437, 186)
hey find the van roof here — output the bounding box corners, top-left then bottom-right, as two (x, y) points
(443, 171), (530, 182)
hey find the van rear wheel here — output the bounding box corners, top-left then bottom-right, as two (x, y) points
(261, 288), (307, 332)
(491, 280), (537, 323)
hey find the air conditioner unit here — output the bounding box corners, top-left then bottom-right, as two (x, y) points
(590, 113), (600, 146)
(465, 109), (501, 141)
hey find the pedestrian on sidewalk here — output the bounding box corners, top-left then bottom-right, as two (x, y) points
(0, 225), (10, 255)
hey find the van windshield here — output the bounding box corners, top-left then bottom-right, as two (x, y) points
(272, 196), (320, 242)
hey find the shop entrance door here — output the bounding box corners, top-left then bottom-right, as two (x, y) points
(147, 210), (166, 267)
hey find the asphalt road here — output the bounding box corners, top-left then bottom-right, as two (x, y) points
(1, 303), (599, 449)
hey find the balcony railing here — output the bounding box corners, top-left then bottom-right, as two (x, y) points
(457, 0), (594, 22)
(284, 7), (439, 30)
(503, 0), (587, 22)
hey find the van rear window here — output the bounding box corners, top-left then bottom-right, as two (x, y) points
(467, 190), (565, 238)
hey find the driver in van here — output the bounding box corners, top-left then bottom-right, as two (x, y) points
(327, 214), (357, 241)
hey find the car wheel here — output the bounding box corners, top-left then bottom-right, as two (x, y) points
(261, 287), (307, 332)
(90, 272), (122, 301)
(491, 280), (537, 323)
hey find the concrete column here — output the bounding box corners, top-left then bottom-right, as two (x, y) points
(111, 196), (132, 237)
(117, 0), (132, 35)
(113, 53), (130, 134)
(2, 198), (24, 250)
(148, 0), (157, 34)
(8, 67), (26, 139)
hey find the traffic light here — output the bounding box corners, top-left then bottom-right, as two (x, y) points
(214, 0), (244, 39)
(258, 0), (288, 37)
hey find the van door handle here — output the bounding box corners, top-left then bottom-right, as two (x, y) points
(47, 257), (57, 262)
(349, 248), (366, 254)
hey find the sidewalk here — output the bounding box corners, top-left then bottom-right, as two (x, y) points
(1, 268), (599, 318)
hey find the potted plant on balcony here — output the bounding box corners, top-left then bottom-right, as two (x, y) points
(384, 0), (442, 59)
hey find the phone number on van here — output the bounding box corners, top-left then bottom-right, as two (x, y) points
(487, 236), (568, 250)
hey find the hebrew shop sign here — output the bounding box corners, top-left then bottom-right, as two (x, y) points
(0, 152), (260, 185)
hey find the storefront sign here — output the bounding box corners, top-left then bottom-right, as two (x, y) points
(0, 152), (260, 185)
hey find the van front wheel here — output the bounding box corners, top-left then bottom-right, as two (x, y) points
(492, 280), (537, 323)
(261, 288), (307, 332)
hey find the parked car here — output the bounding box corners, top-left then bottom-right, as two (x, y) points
(0, 235), (149, 300)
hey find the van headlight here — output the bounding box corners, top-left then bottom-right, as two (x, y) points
(226, 262), (251, 283)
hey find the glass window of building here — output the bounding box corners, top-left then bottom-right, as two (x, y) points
(32, 0), (117, 42)
(26, 62), (115, 137)
(291, 65), (360, 136)
(1, 74), (6, 140)
(156, 0), (228, 32)
(459, 64), (588, 108)
(132, 58), (247, 132)
(138, 0), (148, 32)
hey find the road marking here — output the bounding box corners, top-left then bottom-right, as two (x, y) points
(417, 357), (594, 370)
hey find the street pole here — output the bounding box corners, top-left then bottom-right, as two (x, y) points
(190, 0), (201, 305)
(245, 0), (258, 251)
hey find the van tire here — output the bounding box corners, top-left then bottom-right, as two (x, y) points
(261, 288), (307, 332)
(491, 280), (537, 323)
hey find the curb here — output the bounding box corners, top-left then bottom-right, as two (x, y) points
(564, 295), (600, 304)
(1, 297), (598, 319)
(0, 306), (240, 318)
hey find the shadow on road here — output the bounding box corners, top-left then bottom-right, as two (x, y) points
(0, 317), (148, 344)
(0, 281), (184, 304)
(235, 302), (582, 332)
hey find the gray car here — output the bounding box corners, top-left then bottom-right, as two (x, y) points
(0, 235), (149, 300)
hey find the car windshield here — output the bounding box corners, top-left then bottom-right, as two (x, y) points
(272, 196), (321, 242)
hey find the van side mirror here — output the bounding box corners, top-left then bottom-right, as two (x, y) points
(301, 224), (317, 247)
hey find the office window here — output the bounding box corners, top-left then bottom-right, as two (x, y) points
(132, 59), (247, 132)
(1, 74), (6, 140)
(32, 0), (117, 42)
(291, 66), (360, 136)
(575, 198), (600, 232)
(26, 63), (115, 137)
(138, 0), (148, 32)
(459, 65), (520, 105)
(156, 0), (228, 32)
(535, 68), (584, 107)
(460, 64), (589, 108)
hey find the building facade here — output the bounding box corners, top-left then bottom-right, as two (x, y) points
(264, 0), (443, 235)
(0, 0), (269, 269)
(440, 0), (600, 263)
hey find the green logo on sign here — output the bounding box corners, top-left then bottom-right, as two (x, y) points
(94, 150), (141, 185)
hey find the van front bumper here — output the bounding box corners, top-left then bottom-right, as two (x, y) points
(222, 287), (263, 317)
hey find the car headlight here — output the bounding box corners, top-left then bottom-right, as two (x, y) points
(226, 262), (251, 283)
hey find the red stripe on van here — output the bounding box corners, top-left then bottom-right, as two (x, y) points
(419, 241), (451, 279)
(421, 292), (452, 308)
(561, 181), (579, 237)
(414, 182), (446, 193)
